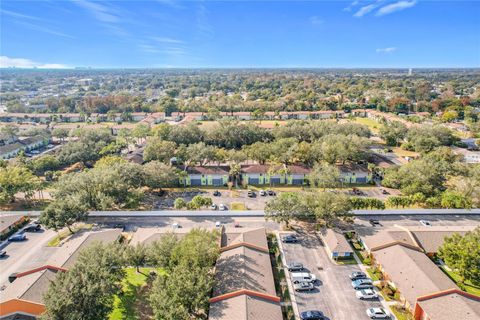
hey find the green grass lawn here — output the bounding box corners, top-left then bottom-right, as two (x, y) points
(366, 267), (381, 281)
(440, 266), (480, 296)
(389, 305), (414, 320)
(47, 223), (93, 247)
(335, 258), (358, 265)
(230, 202), (247, 210)
(350, 117), (381, 133)
(109, 267), (166, 320)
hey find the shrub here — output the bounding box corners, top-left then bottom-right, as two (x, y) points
(174, 198), (187, 209)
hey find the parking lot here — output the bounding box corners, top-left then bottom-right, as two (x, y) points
(279, 231), (384, 320)
(0, 228), (57, 288)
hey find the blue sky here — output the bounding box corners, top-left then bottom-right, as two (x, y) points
(1, 1), (479, 68)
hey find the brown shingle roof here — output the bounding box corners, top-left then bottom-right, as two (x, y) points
(210, 228), (282, 320)
(209, 294), (283, 320)
(416, 290), (480, 320)
(320, 229), (352, 254)
(373, 245), (457, 307)
(186, 166), (230, 175)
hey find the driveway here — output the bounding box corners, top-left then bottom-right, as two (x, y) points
(279, 231), (384, 320)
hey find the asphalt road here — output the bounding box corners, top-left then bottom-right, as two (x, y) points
(90, 216), (280, 232)
(0, 228), (57, 288)
(280, 231), (384, 320)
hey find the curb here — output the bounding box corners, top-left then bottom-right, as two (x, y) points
(276, 231), (300, 320)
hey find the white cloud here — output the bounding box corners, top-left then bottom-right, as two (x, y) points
(376, 47), (397, 53)
(74, 0), (119, 23)
(1, 9), (44, 21)
(309, 16), (324, 25)
(0, 56), (70, 69)
(343, 1), (360, 12)
(354, 4), (378, 17)
(376, 1), (417, 16)
(151, 37), (185, 44)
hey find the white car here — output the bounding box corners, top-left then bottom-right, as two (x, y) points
(30, 150), (41, 154)
(259, 190), (266, 196)
(366, 308), (390, 319)
(356, 289), (378, 300)
(420, 220), (432, 226)
(219, 204), (227, 211)
(210, 204), (218, 210)
(172, 222), (180, 229)
(215, 221), (222, 228)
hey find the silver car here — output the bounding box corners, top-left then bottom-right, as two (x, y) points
(294, 281), (314, 292)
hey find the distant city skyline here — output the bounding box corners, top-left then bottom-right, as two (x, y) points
(1, 1), (479, 68)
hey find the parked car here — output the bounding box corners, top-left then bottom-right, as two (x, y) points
(281, 234), (298, 243)
(369, 219), (381, 226)
(356, 289), (378, 300)
(247, 190), (255, 197)
(234, 221), (241, 228)
(351, 278), (373, 290)
(286, 262), (304, 272)
(291, 272), (316, 284)
(420, 220), (432, 226)
(219, 204), (227, 211)
(30, 150), (41, 155)
(381, 189), (389, 195)
(267, 190), (276, 196)
(0, 250), (6, 258)
(213, 190), (221, 197)
(24, 223), (41, 232)
(300, 310), (327, 320)
(352, 187), (363, 195)
(294, 281), (315, 292)
(259, 190), (266, 196)
(366, 308), (390, 319)
(172, 222), (180, 229)
(112, 223), (125, 231)
(215, 221), (222, 228)
(210, 204), (218, 210)
(8, 233), (27, 241)
(349, 271), (367, 280)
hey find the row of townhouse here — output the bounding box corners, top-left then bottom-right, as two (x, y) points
(0, 136), (51, 160)
(358, 225), (480, 320)
(179, 163), (372, 187)
(172, 110), (349, 121)
(0, 112), (165, 124)
(171, 109), (424, 123)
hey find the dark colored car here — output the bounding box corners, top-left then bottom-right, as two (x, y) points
(349, 271), (367, 280)
(0, 250), (6, 258)
(247, 190), (255, 197)
(267, 190), (276, 196)
(24, 223), (41, 232)
(8, 233), (27, 241)
(300, 310), (327, 320)
(113, 224), (126, 231)
(287, 262), (304, 272)
(213, 190), (221, 197)
(381, 189), (389, 195)
(282, 235), (298, 243)
(369, 219), (381, 226)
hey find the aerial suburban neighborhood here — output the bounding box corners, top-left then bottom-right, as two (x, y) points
(1, 1), (480, 320)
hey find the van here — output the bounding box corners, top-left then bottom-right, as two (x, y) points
(291, 272), (316, 284)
